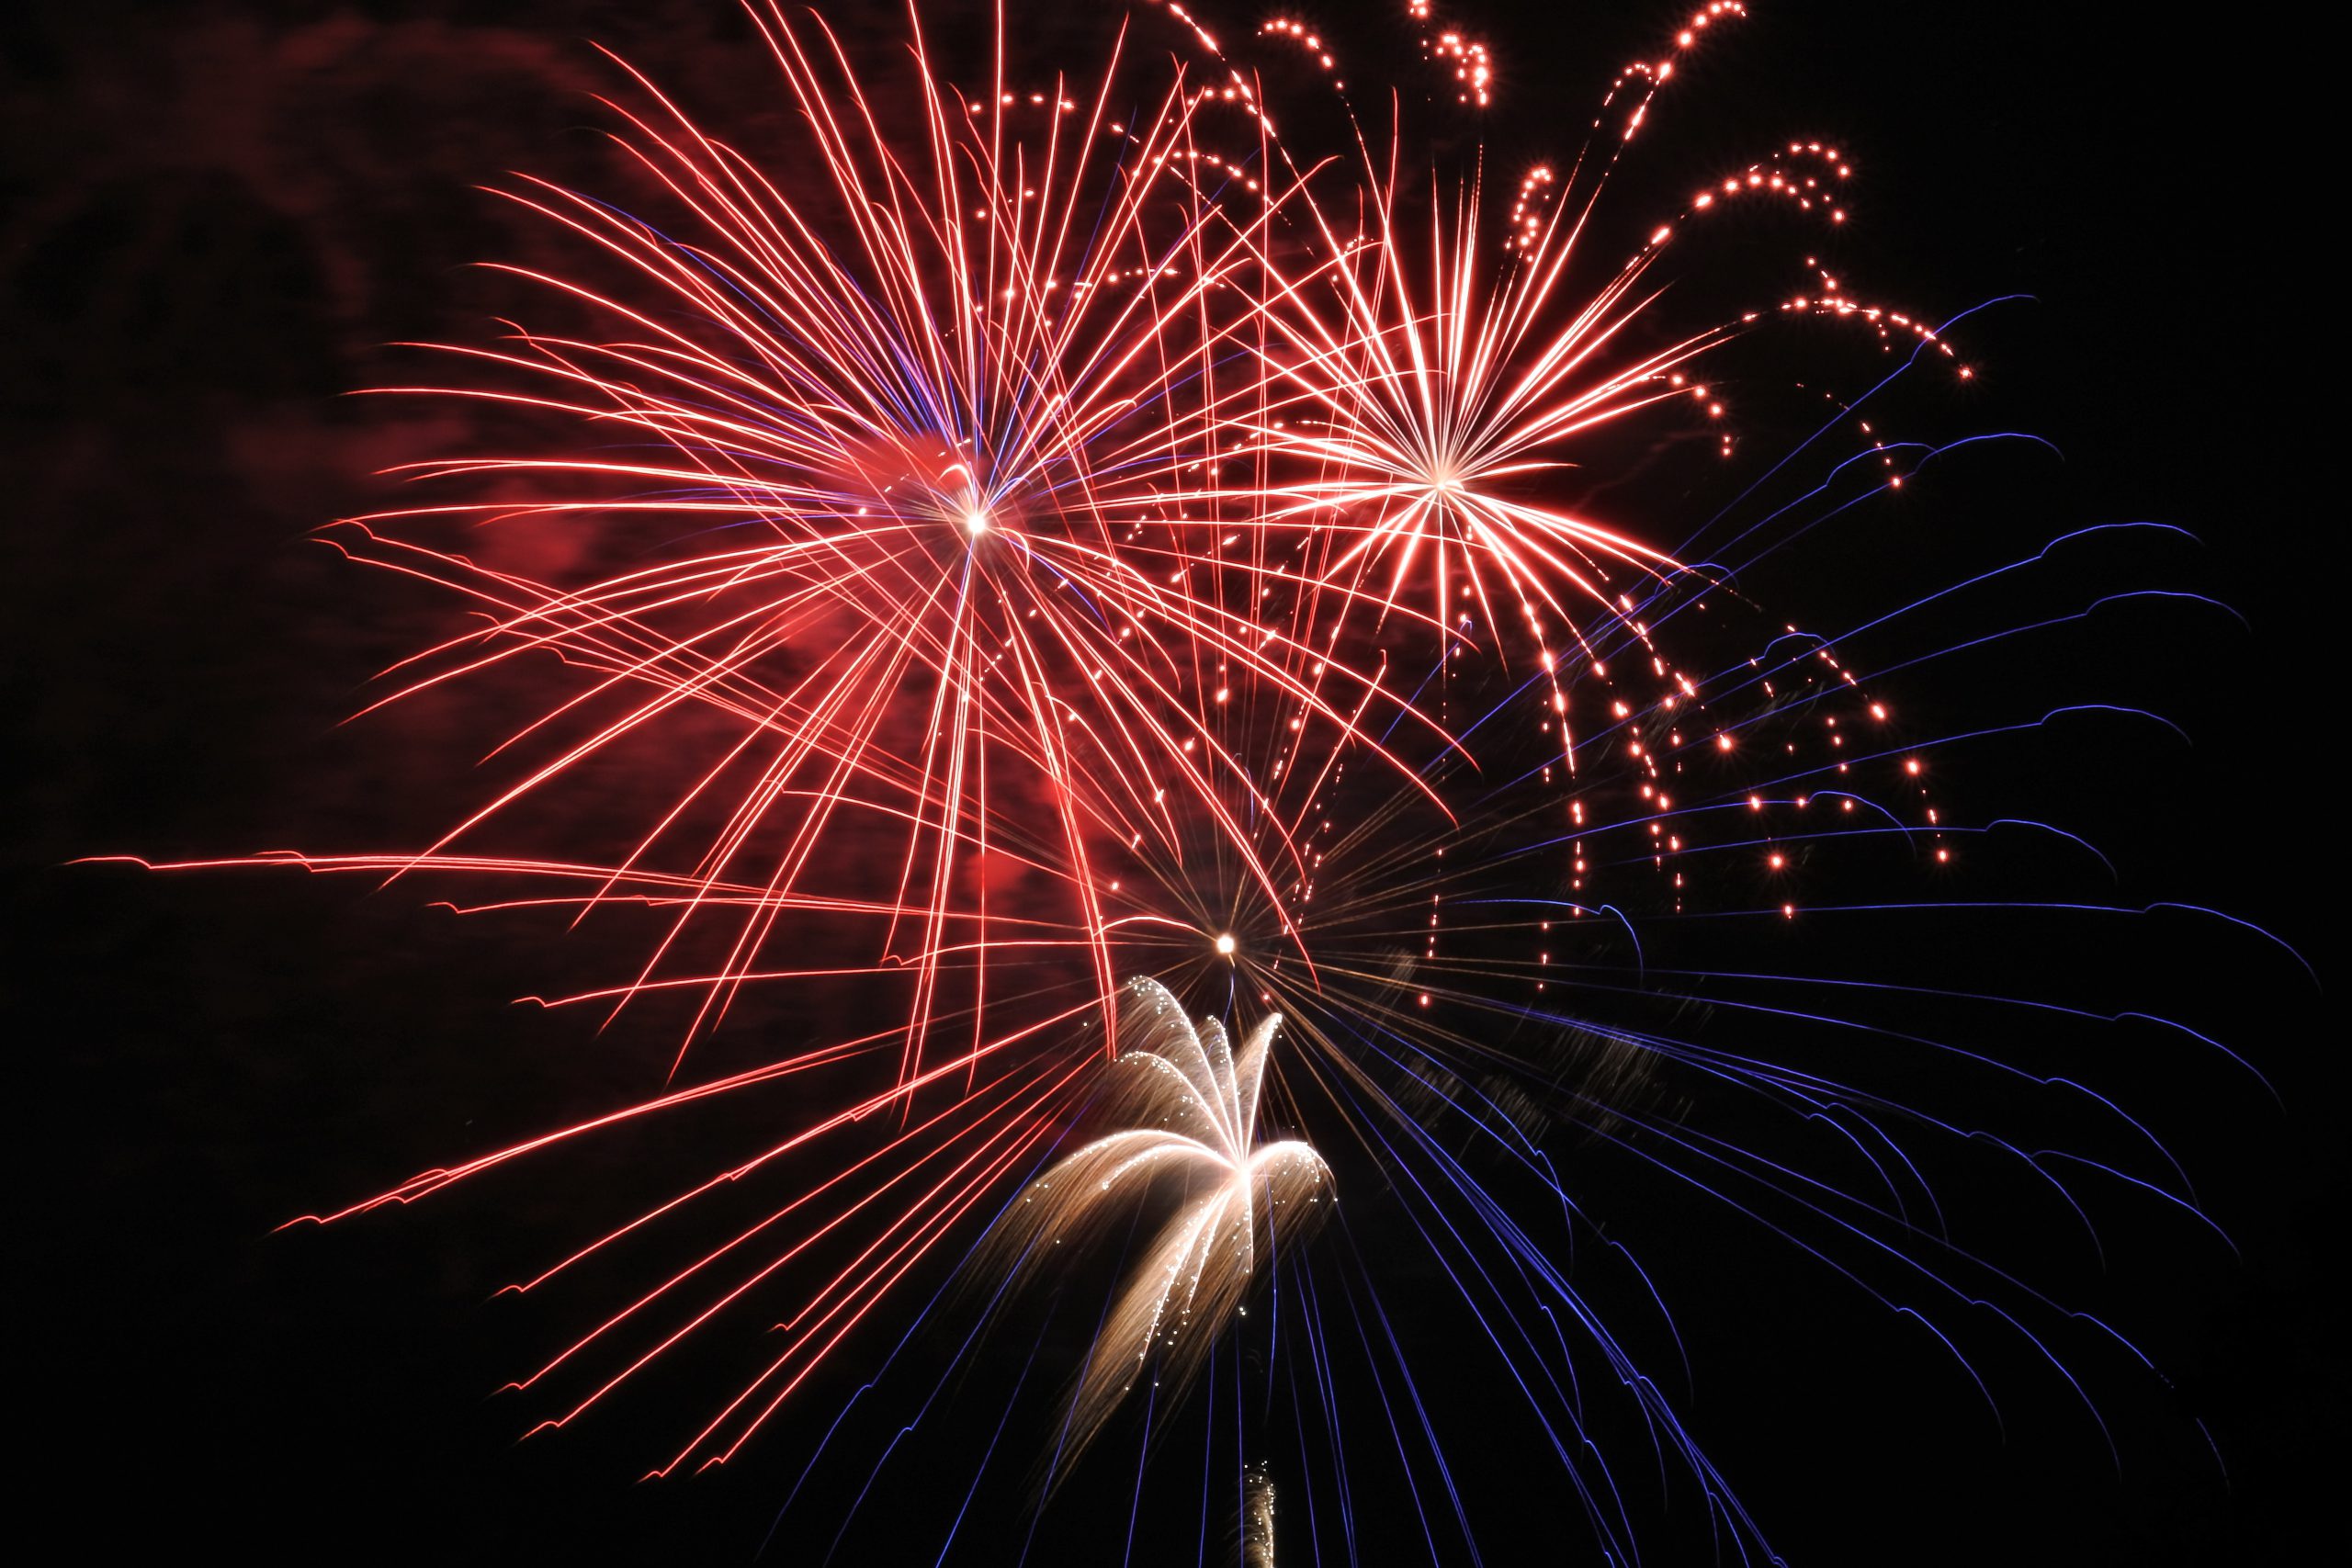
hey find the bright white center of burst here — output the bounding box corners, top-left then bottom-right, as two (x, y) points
(1214, 932), (1238, 956)
(963, 508), (991, 536)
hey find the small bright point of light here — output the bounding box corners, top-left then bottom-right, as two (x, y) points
(964, 508), (991, 536)
(1214, 932), (1237, 955)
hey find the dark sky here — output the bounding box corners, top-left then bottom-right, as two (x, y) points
(8, 3), (2332, 1563)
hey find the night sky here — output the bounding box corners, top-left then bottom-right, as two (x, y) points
(9, 3), (2334, 1563)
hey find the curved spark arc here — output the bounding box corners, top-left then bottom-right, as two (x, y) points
(989, 977), (1333, 1476)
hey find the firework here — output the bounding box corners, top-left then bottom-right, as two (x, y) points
(1243, 1461), (1277, 1567)
(988, 977), (1329, 1476)
(110, 1), (2290, 1559)
(232, 0), (1433, 1083)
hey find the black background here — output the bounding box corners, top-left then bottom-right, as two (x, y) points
(8, 3), (2333, 1562)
